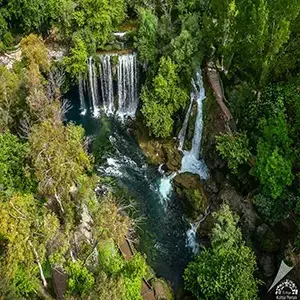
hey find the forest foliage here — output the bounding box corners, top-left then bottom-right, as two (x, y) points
(184, 205), (259, 300)
(2, 0), (300, 299)
(0, 34), (147, 299)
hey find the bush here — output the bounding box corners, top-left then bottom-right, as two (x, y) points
(66, 260), (95, 296)
(141, 56), (188, 137)
(216, 132), (251, 173)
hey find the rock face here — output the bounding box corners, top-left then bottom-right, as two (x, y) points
(174, 173), (207, 220)
(218, 186), (260, 242)
(0, 47), (22, 69)
(255, 224), (280, 253)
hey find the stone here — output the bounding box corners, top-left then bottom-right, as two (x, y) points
(163, 139), (182, 172)
(174, 173), (207, 220)
(255, 224), (280, 253)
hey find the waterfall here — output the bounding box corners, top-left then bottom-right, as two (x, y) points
(78, 75), (87, 116)
(186, 206), (210, 254)
(117, 53), (138, 119)
(180, 70), (208, 180)
(178, 95), (194, 151)
(158, 164), (165, 175)
(83, 53), (138, 119)
(186, 223), (200, 254)
(88, 57), (100, 117)
(158, 172), (177, 204)
(99, 55), (114, 115)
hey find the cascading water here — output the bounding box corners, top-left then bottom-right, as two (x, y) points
(180, 70), (208, 180)
(178, 95), (194, 151)
(99, 55), (114, 115)
(88, 57), (100, 117)
(117, 53), (138, 119)
(93, 118), (192, 287)
(78, 75), (87, 116)
(81, 53), (138, 119)
(176, 69), (209, 253)
(186, 206), (210, 254)
(158, 172), (177, 205)
(67, 67), (209, 287)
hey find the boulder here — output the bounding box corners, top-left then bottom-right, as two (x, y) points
(174, 173), (207, 220)
(139, 138), (166, 166)
(163, 139), (182, 171)
(255, 224), (280, 253)
(138, 137), (182, 171)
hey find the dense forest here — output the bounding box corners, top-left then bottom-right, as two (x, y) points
(1, 0), (300, 299)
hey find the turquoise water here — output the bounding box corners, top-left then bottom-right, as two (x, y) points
(66, 86), (193, 287)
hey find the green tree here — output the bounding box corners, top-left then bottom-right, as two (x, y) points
(135, 8), (158, 65)
(141, 56), (188, 137)
(63, 37), (88, 79)
(0, 67), (23, 131)
(0, 132), (34, 193)
(216, 132), (251, 173)
(29, 121), (92, 214)
(66, 260), (95, 296)
(184, 204), (259, 300)
(122, 253), (146, 300)
(253, 112), (293, 199)
(0, 193), (59, 297)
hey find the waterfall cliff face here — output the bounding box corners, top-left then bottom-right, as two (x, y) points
(117, 54), (138, 119)
(79, 53), (138, 119)
(88, 57), (100, 117)
(78, 75), (87, 116)
(179, 70), (208, 180)
(100, 55), (114, 115)
(178, 96), (193, 151)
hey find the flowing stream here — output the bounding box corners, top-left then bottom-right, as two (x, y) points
(66, 62), (210, 287)
(66, 93), (193, 288)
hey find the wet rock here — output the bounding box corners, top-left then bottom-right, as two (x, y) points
(138, 137), (182, 171)
(255, 224), (280, 253)
(174, 173), (207, 219)
(259, 254), (276, 278)
(163, 139), (182, 171)
(197, 213), (214, 244)
(139, 138), (166, 165)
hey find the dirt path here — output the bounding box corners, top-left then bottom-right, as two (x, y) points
(207, 62), (232, 121)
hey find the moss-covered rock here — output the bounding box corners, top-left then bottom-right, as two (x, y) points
(174, 173), (207, 219)
(151, 278), (174, 300)
(136, 118), (182, 170)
